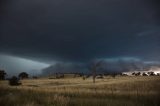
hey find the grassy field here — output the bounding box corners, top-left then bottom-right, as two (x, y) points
(0, 76), (160, 106)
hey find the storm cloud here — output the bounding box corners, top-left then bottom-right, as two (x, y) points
(42, 57), (160, 75)
(0, 0), (160, 75)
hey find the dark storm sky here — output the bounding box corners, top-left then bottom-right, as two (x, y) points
(0, 0), (160, 63)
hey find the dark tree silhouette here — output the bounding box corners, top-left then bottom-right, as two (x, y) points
(9, 76), (21, 86)
(148, 72), (155, 76)
(142, 73), (148, 76)
(135, 72), (141, 76)
(0, 70), (6, 80)
(89, 60), (104, 83)
(18, 72), (29, 79)
(132, 72), (136, 76)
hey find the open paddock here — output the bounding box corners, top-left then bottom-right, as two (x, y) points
(0, 76), (160, 106)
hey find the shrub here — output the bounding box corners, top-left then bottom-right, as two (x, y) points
(9, 76), (21, 86)
(18, 72), (29, 79)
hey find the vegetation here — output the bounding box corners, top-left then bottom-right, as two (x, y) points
(0, 76), (160, 106)
(0, 70), (6, 80)
(9, 76), (21, 86)
(89, 60), (104, 83)
(18, 72), (29, 80)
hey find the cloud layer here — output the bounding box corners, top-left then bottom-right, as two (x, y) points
(0, 0), (160, 75)
(0, 0), (160, 63)
(42, 57), (160, 75)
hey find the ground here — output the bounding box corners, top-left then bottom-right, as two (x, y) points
(0, 76), (160, 106)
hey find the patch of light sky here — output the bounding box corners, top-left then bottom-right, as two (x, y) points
(0, 54), (50, 76)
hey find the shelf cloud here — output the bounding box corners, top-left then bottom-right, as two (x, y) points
(0, 0), (160, 75)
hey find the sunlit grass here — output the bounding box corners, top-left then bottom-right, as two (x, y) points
(0, 76), (160, 106)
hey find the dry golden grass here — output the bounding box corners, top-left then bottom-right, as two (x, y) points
(0, 76), (160, 106)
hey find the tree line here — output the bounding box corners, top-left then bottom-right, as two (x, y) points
(0, 70), (30, 86)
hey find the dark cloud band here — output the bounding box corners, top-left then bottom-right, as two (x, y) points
(0, 0), (160, 63)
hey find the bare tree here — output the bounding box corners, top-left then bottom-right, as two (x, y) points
(89, 60), (104, 83)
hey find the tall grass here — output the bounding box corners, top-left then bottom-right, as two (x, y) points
(0, 76), (160, 106)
